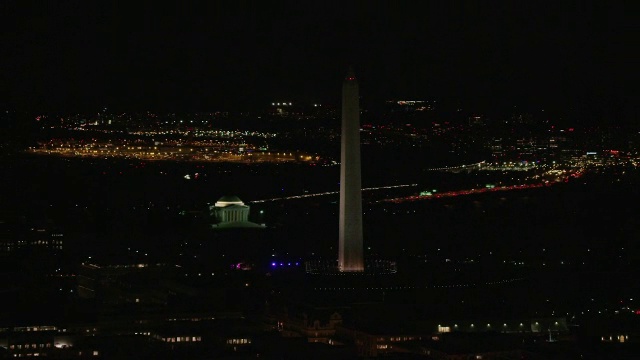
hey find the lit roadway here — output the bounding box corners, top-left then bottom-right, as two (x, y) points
(380, 168), (585, 204)
(251, 184), (418, 203)
(250, 161), (488, 203)
(251, 163), (587, 204)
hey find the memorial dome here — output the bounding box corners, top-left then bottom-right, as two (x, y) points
(215, 195), (244, 207)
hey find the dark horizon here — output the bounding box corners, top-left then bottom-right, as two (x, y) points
(1, 2), (636, 119)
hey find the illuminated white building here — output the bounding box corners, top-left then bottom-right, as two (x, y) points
(209, 196), (264, 228)
(339, 68), (365, 272)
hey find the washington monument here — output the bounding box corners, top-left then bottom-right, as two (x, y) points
(339, 67), (365, 272)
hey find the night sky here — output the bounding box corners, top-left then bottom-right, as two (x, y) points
(1, 1), (635, 114)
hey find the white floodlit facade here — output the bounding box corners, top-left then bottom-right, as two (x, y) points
(339, 68), (365, 272)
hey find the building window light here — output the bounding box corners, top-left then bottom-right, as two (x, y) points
(437, 326), (451, 333)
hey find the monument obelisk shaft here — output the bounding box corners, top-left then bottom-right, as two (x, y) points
(339, 68), (364, 272)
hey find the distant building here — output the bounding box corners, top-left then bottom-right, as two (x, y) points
(0, 226), (63, 254)
(267, 303), (344, 343)
(385, 100), (435, 112)
(336, 317), (569, 358)
(209, 196), (264, 229)
(76, 262), (197, 305)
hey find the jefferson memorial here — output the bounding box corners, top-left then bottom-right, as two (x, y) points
(209, 195), (264, 229)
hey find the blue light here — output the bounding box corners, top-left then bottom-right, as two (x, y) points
(271, 262), (276, 267)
